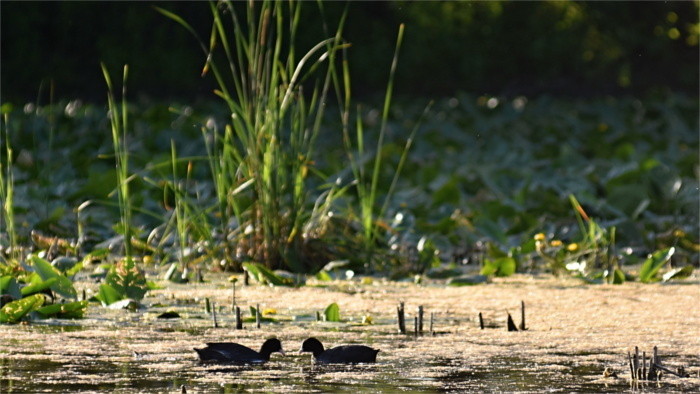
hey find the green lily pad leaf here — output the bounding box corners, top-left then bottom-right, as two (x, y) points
(30, 256), (77, 299)
(611, 268), (625, 284)
(1, 276), (22, 300)
(96, 283), (122, 306)
(480, 257), (516, 277)
(324, 302), (341, 322)
(447, 275), (489, 286)
(20, 274), (57, 296)
(36, 300), (88, 319)
(242, 262), (291, 286)
(662, 265), (694, 282)
(105, 258), (148, 301)
(0, 294), (45, 323)
(639, 247), (675, 283)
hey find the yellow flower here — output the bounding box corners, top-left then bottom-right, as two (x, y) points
(567, 243), (579, 252)
(550, 240), (563, 247)
(534, 233), (546, 241)
(263, 308), (277, 316)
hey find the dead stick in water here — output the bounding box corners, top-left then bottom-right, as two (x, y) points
(235, 306), (242, 329)
(478, 312), (484, 330)
(429, 312), (434, 336)
(205, 298), (211, 314)
(397, 302), (406, 334)
(634, 346), (640, 380)
(414, 316), (418, 337)
(628, 351), (635, 380)
(256, 303), (261, 329)
(231, 280), (237, 311)
(519, 300), (526, 330)
(652, 363), (687, 378)
(212, 301), (218, 328)
(417, 306), (424, 335)
(642, 351), (647, 381)
(506, 311), (518, 332)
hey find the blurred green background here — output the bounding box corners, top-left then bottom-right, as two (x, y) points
(2, 1), (698, 103)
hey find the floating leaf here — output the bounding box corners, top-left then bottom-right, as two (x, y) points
(36, 300), (88, 319)
(324, 302), (341, 322)
(95, 283), (122, 306)
(20, 274), (57, 296)
(0, 294), (45, 323)
(242, 262), (291, 286)
(0, 276), (21, 300)
(480, 257), (516, 277)
(610, 268), (625, 284)
(639, 247), (675, 283)
(105, 258), (148, 301)
(30, 256), (77, 299)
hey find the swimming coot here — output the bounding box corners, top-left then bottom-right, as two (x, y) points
(194, 338), (284, 364)
(299, 337), (379, 364)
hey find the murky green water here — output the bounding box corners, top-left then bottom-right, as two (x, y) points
(2, 323), (697, 393)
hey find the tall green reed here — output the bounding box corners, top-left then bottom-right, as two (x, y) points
(160, 0), (347, 271)
(0, 112), (19, 263)
(338, 24), (432, 270)
(101, 64), (134, 261)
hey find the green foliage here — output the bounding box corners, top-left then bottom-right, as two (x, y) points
(481, 257), (517, 278)
(36, 300), (88, 319)
(95, 258), (149, 306)
(323, 302), (341, 322)
(242, 262), (292, 287)
(0, 294), (44, 324)
(30, 256), (78, 299)
(639, 247), (675, 283)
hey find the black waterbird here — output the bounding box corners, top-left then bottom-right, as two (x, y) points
(299, 337), (379, 364)
(194, 338), (284, 364)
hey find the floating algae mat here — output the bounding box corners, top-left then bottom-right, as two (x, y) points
(1, 275), (699, 392)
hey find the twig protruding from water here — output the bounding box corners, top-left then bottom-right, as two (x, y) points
(519, 300), (527, 331)
(256, 303), (261, 329)
(417, 305), (424, 335)
(397, 302), (406, 334)
(506, 312), (518, 332)
(235, 305), (242, 329)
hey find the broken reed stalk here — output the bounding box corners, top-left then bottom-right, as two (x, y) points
(231, 281), (236, 311)
(417, 306), (424, 335)
(414, 316), (418, 337)
(628, 351), (636, 380)
(397, 302), (406, 334)
(507, 312), (518, 331)
(519, 300), (526, 330)
(316, 311), (321, 321)
(235, 306), (242, 329)
(429, 312), (434, 336)
(648, 346), (659, 381)
(478, 312), (484, 330)
(634, 346), (640, 380)
(643, 351), (647, 381)
(205, 297), (211, 314)
(212, 301), (218, 328)
(256, 303), (261, 329)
